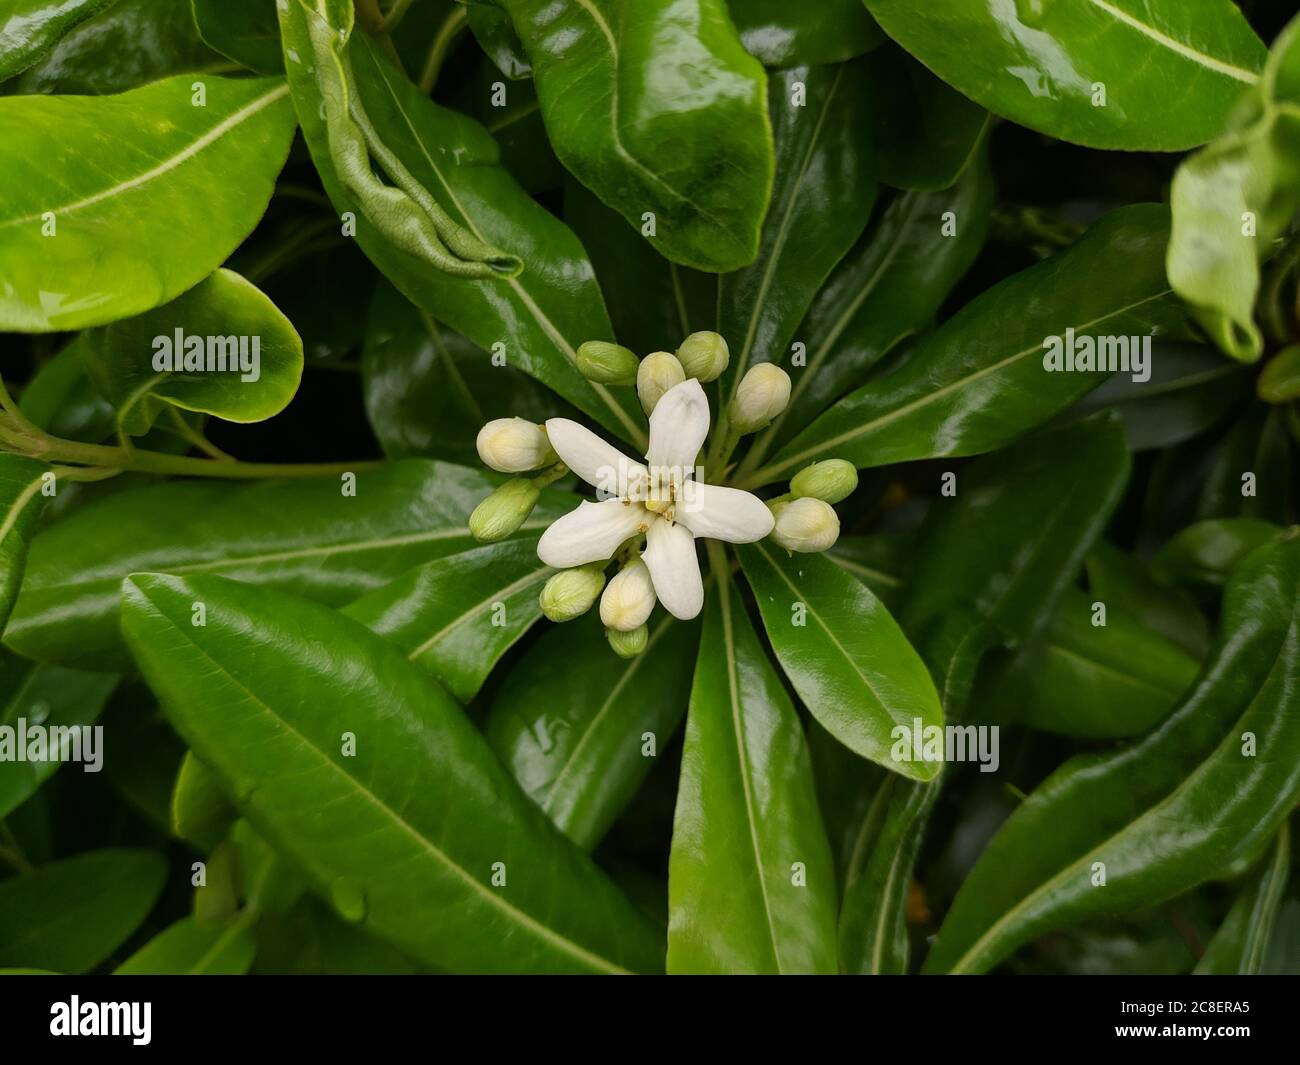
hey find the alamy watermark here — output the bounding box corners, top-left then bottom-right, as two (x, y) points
(891, 718), (1000, 773)
(152, 328), (261, 382)
(1042, 329), (1151, 383)
(0, 718), (103, 773)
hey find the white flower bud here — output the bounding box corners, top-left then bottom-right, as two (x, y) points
(675, 331), (730, 382)
(598, 559), (656, 631)
(476, 418), (554, 473)
(637, 351), (686, 415)
(576, 340), (639, 385)
(732, 363), (791, 432)
(770, 497), (840, 553)
(607, 624), (648, 658)
(469, 479), (541, 542)
(539, 564), (606, 622)
(789, 459), (858, 504)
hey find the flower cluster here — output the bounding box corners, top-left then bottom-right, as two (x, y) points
(469, 333), (859, 655)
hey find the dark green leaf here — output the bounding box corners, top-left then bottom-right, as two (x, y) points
(1086, 541), (1211, 658)
(0, 0), (118, 80)
(1196, 822), (1291, 975)
(1153, 517), (1284, 590)
(192, 0), (284, 74)
(114, 913), (258, 975)
(726, 0), (884, 68)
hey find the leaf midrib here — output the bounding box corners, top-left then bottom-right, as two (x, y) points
(1086, 0), (1259, 85)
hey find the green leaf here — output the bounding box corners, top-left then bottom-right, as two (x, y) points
(0, 849), (166, 973)
(1086, 541), (1211, 658)
(0, 651), (117, 820)
(902, 415), (1132, 646)
(496, 0), (774, 273)
(114, 913), (258, 975)
(17, 344), (115, 443)
(1153, 517), (1284, 591)
(485, 612), (698, 851)
(121, 572), (663, 974)
(717, 61), (877, 410)
(726, 0), (884, 68)
(1168, 15), (1300, 361)
(451, 56), (560, 195)
(361, 282), (558, 465)
(924, 532), (1300, 974)
(465, 2), (531, 80)
(753, 204), (1183, 486)
(867, 44), (990, 192)
(864, 0), (1266, 151)
(1196, 822), (1291, 975)
(0, 74), (296, 332)
(0, 0), (118, 80)
(75, 269), (303, 437)
(6, 0), (228, 95)
(344, 538), (551, 703)
(0, 455), (51, 635)
(170, 750), (236, 852)
(252, 895), (420, 974)
(826, 533), (906, 606)
(667, 566), (837, 973)
(969, 588), (1199, 740)
(747, 157), (993, 465)
(738, 543), (942, 781)
(5, 459), (570, 670)
(278, 5), (644, 446)
(192, 0), (284, 74)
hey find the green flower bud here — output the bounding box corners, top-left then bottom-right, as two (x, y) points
(732, 362), (791, 432)
(576, 340), (640, 385)
(789, 459), (858, 504)
(637, 351), (686, 415)
(539, 563), (607, 622)
(607, 623), (648, 658)
(1258, 344), (1300, 404)
(469, 479), (541, 542)
(771, 497), (840, 553)
(475, 418), (554, 473)
(674, 330), (730, 382)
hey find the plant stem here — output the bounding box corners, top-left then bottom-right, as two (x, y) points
(380, 0), (419, 31)
(356, 0), (406, 72)
(419, 4), (469, 94)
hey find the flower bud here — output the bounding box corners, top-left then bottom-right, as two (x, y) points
(732, 363), (791, 432)
(598, 559), (656, 631)
(607, 624), (648, 658)
(539, 563), (606, 622)
(476, 418), (554, 473)
(469, 479), (541, 542)
(674, 331), (730, 382)
(789, 459), (858, 504)
(576, 340), (640, 385)
(770, 497), (840, 553)
(637, 351), (686, 415)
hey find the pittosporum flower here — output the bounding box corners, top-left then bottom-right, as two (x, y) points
(536, 378), (773, 620)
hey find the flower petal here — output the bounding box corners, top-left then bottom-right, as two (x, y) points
(677, 482), (775, 543)
(537, 499), (646, 568)
(642, 517), (703, 620)
(645, 378), (710, 472)
(545, 418), (646, 498)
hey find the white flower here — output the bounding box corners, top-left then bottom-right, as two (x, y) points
(537, 379), (774, 620)
(475, 418), (552, 472)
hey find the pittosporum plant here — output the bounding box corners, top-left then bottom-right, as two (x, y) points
(0, 0), (1295, 979)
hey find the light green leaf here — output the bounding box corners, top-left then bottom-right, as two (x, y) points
(170, 750), (236, 852)
(115, 913), (258, 975)
(0, 455), (51, 635)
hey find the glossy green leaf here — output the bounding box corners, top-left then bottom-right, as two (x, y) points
(867, 44), (990, 192)
(1196, 822), (1291, 975)
(0, 0), (118, 80)
(76, 269), (304, 437)
(969, 588), (1199, 739)
(826, 533), (906, 606)
(865, 0), (1266, 151)
(465, 2), (531, 79)
(278, 5), (644, 446)
(0, 849), (166, 973)
(17, 344), (115, 443)
(6, 0), (229, 95)
(122, 572), (663, 974)
(726, 0), (883, 68)
(451, 57), (560, 195)
(361, 282), (558, 465)
(115, 913), (258, 975)
(753, 205), (1184, 486)
(192, 0), (284, 74)
(345, 538), (551, 703)
(667, 566), (837, 974)
(1168, 15), (1300, 361)
(0, 74), (296, 332)
(496, 0), (773, 272)
(902, 415), (1132, 646)
(925, 532), (1300, 974)
(748, 158), (993, 465)
(171, 750), (236, 852)
(486, 612), (698, 850)
(0, 455), (51, 635)
(0, 651), (117, 820)
(1153, 517), (1284, 590)
(1196, 406), (1296, 525)
(739, 542), (941, 780)
(6, 459), (570, 670)
(1086, 540), (1210, 658)
(717, 60), (877, 414)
